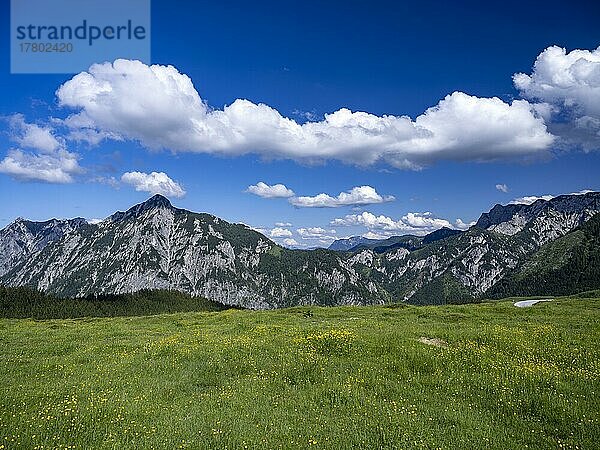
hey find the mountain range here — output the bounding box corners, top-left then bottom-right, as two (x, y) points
(1, 192), (599, 309)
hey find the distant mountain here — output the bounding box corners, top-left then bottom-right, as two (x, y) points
(350, 235), (423, 253)
(1, 191), (599, 308)
(422, 227), (463, 244)
(328, 236), (379, 251)
(353, 228), (463, 254)
(368, 191), (600, 303)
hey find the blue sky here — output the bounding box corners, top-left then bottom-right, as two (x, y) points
(1, 0), (599, 247)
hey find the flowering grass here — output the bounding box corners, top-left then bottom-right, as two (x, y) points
(0, 295), (598, 449)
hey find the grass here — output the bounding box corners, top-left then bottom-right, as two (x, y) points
(0, 295), (598, 449)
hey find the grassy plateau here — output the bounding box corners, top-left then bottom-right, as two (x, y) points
(0, 294), (599, 449)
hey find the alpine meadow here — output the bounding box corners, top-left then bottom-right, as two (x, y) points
(1, 0), (600, 449)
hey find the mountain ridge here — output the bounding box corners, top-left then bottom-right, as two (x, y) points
(1, 192), (599, 308)
(1, 195), (384, 308)
(0, 216), (87, 277)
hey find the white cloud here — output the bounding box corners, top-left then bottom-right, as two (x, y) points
(269, 227), (293, 238)
(282, 238), (300, 247)
(509, 189), (594, 205)
(332, 212), (408, 231)
(275, 221), (292, 227)
(395, 92), (553, 167)
(514, 45), (600, 149)
(0, 116), (83, 184)
(403, 212), (460, 229)
(56, 59), (554, 169)
(121, 171), (186, 198)
(0, 148), (82, 183)
(362, 231), (394, 240)
(496, 183), (509, 193)
(331, 211), (471, 236)
(247, 182), (295, 198)
(297, 227), (337, 241)
(514, 46), (600, 120)
(454, 218), (473, 230)
(290, 185), (394, 208)
(90, 175), (120, 188)
(8, 114), (62, 153)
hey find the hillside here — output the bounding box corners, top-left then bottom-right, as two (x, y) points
(489, 213), (600, 297)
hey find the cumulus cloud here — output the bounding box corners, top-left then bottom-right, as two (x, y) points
(496, 183), (509, 193)
(0, 148), (82, 183)
(362, 231), (395, 240)
(0, 116), (83, 183)
(509, 189), (594, 205)
(290, 185), (394, 208)
(332, 212), (404, 230)
(247, 182), (295, 198)
(514, 46), (600, 120)
(297, 227), (337, 241)
(454, 218), (472, 229)
(121, 171), (186, 198)
(331, 211), (472, 236)
(269, 227), (293, 238)
(282, 238), (300, 247)
(514, 45), (600, 149)
(9, 114), (62, 152)
(275, 221), (292, 227)
(55, 59), (554, 169)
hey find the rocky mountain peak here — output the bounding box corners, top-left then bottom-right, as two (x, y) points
(144, 194), (173, 208)
(475, 191), (600, 230)
(109, 194), (174, 222)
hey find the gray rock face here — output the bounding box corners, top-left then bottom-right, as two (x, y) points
(0, 195), (384, 309)
(363, 192), (600, 302)
(476, 192), (600, 240)
(0, 217), (86, 277)
(1, 192), (599, 308)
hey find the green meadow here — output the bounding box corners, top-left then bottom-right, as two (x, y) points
(1, 294), (599, 449)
